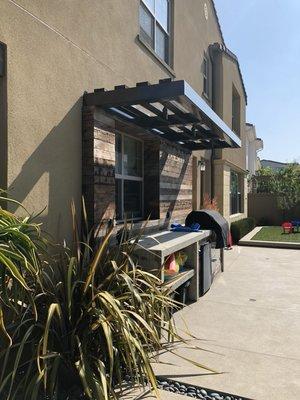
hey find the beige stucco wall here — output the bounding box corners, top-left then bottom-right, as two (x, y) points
(0, 0), (246, 242)
(221, 55), (247, 170)
(212, 51), (247, 171)
(213, 160), (247, 224)
(210, 49), (247, 222)
(213, 161), (224, 213)
(173, 0), (223, 95)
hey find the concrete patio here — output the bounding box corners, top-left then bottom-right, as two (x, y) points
(151, 246), (300, 400)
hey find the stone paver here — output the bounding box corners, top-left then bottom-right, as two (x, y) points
(153, 246), (300, 400)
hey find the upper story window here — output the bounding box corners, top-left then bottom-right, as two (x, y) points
(115, 133), (144, 221)
(203, 54), (210, 98)
(139, 0), (171, 64)
(232, 85), (241, 136)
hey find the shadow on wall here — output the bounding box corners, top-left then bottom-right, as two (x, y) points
(8, 99), (82, 244)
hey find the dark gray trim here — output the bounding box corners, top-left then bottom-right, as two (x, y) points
(84, 79), (241, 150)
(210, 42), (248, 104)
(0, 42), (7, 194)
(0, 43), (5, 77)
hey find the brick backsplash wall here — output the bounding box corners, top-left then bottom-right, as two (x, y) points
(159, 141), (193, 222)
(82, 108), (194, 236)
(82, 106), (115, 232)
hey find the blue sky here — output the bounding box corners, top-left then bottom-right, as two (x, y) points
(214, 0), (300, 163)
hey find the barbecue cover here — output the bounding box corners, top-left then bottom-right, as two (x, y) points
(185, 210), (229, 249)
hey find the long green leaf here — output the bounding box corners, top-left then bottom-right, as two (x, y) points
(0, 252), (30, 291)
(41, 303), (62, 390)
(0, 307), (11, 349)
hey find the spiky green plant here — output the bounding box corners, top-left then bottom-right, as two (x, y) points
(0, 195), (46, 345)
(0, 199), (214, 400)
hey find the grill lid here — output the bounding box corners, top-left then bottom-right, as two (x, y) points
(185, 210), (229, 249)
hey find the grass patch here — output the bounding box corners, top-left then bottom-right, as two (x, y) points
(252, 226), (300, 243)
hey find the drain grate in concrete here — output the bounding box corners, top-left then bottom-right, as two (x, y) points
(156, 377), (254, 400)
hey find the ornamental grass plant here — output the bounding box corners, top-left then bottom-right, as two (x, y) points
(0, 196), (213, 400)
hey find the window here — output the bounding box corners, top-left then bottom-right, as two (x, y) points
(115, 133), (143, 220)
(230, 171), (242, 215)
(232, 85), (241, 136)
(203, 54), (210, 98)
(139, 0), (171, 64)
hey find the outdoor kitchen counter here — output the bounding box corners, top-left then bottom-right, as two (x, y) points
(133, 230), (212, 301)
(135, 230), (211, 258)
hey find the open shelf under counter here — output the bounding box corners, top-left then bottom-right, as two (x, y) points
(133, 230), (212, 302)
(163, 269), (194, 293)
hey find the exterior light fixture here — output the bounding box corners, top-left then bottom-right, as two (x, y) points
(198, 160), (206, 171)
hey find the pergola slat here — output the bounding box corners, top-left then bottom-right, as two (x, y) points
(84, 80), (241, 150)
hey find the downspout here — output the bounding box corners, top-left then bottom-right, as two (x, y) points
(209, 44), (218, 203)
(210, 142), (215, 201)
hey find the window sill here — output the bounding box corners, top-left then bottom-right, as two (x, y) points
(136, 35), (176, 78)
(229, 213), (244, 218)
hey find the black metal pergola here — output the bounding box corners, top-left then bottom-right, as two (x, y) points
(84, 79), (241, 151)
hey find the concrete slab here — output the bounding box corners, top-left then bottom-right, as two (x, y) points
(152, 246), (300, 400)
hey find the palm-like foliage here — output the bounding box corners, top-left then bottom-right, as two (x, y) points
(0, 197), (46, 344)
(0, 199), (213, 400)
(0, 201), (178, 400)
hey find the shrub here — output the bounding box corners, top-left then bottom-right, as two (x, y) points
(0, 199), (214, 399)
(0, 195), (46, 332)
(230, 217), (256, 243)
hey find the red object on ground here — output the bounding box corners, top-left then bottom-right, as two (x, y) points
(282, 222), (293, 234)
(227, 231), (233, 248)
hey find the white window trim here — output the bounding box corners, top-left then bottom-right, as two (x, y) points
(140, 0), (171, 64)
(230, 170), (243, 215)
(115, 133), (144, 222)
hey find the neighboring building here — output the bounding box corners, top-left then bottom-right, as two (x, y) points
(260, 159), (288, 171)
(0, 0), (249, 242)
(245, 123), (263, 176)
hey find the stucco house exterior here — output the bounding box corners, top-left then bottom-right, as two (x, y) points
(260, 159), (288, 171)
(0, 0), (249, 242)
(245, 123), (263, 176)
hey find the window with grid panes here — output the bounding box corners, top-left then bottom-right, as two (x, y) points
(115, 133), (143, 220)
(139, 0), (171, 64)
